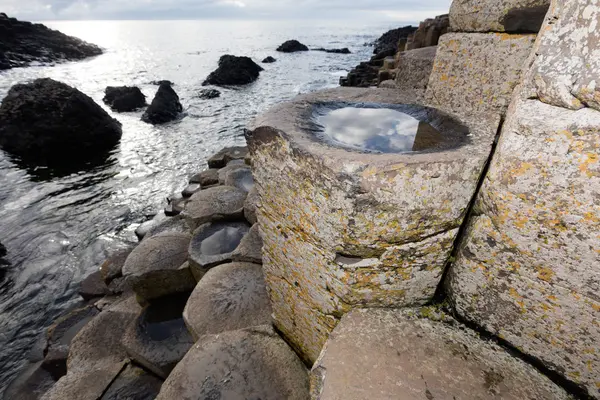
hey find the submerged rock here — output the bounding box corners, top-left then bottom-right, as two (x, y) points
(313, 48), (351, 54)
(122, 293), (194, 379)
(207, 146), (248, 168)
(277, 40), (309, 53)
(183, 262), (271, 340)
(156, 326), (310, 400)
(197, 89), (220, 99)
(0, 13), (102, 70)
(103, 86), (146, 112)
(188, 221), (250, 280)
(262, 56), (277, 63)
(0, 78), (122, 167)
(141, 83), (183, 125)
(203, 55), (263, 86)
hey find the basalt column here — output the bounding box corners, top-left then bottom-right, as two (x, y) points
(447, 1), (600, 397)
(247, 87), (500, 363)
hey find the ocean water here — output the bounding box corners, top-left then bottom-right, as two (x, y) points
(0, 19), (399, 393)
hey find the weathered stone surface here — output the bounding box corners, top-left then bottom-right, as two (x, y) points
(41, 362), (126, 400)
(224, 165), (255, 192)
(207, 146), (248, 168)
(188, 221), (250, 280)
(450, 0), (550, 33)
(99, 247), (134, 284)
(426, 32), (536, 115)
(156, 326), (309, 400)
(144, 215), (193, 240)
(122, 232), (194, 302)
(100, 363), (163, 400)
(395, 46), (437, 92)
(78, 271), (110, 300)
(189, 169), (219, 186)
(135, 213), (168, 241)
(405, 14), (449, 50)
(182, 186), (246, 227)
(311, 309), (570, 400)
(232, 224), (263, 264)
(217, 161), (249, 184)
(181, 183), (201, 198)
(122, 293), (194, 379)
(247, 87), (501, 362)
(521, 1), (600, 112)
(244, 186), (259, 224)
(183, 262), (271, 340)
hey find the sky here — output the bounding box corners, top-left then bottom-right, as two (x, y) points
(1, 0), (452, 22)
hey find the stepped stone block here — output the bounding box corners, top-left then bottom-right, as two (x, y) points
(247, 87), (500, 362)
(448, 1), (600, 396)
(395, 46), (438, 92)
(311, 309), (570, 400)
(426, 32), (536, 115)
(450, 0), (550, 33)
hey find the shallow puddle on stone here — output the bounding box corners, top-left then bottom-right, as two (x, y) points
(199, 224), (249, 256)
(313, 106), (451, 153)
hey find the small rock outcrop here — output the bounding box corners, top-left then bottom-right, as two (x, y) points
(0, 78), (122, 166)
(313, 48), (351, 54)
(141, 83), (183, 125)
(207, 146), (249, 168)
(0, 13), (102, 70)
(406, 14), (450, 50)
(202, 55), (263, 86)
(262, 56), (276, 63)
(277, 40), (309, 53)
(102, 86), (146, 112)
(198, 89), (220, 99)
(372, 26), (418, 55)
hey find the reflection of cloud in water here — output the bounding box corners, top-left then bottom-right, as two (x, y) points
(318, 108), (423, 153)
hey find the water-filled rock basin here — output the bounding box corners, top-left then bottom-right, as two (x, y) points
(246, 87), (502, 362)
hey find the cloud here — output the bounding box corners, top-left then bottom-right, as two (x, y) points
(1, 0), (451, 21)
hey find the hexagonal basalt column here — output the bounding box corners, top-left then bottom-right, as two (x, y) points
(246, 87), (501, 362)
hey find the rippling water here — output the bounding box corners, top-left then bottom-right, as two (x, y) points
(0, 19), (396, 393)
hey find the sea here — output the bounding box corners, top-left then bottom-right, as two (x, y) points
(0, 18), (402, 393)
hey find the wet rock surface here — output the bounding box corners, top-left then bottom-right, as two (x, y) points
(4, 361), (57, 400)
(188, 221), (250, 279)
(102, 86), (146, 112)
(277, 40), (309, 53)
(78, 271), (110, 301)
(141, 83), (182, 125)
(181, 183), (201, 198)
(156, 325), (310, 400)
(100, 363), (163, 400)
(223, 165), (254, 192)
(122, 232), (194, 302)
(183, 262), (271, 340)
(0, 78), (122, 168)
(207, 146), (249, 168)
(197, 88), (220, 99)
(312, 309), (570, 400)
(99, 247), (134, 284)
(189, 168), (219, 186)
(122, 293), (194, 378)
(262, 56), (276, 63)
(182, 185), (247, 226)
(313, 48), (351, 54)
(203, 55), (263, 86)
(0, 13), (102, 70)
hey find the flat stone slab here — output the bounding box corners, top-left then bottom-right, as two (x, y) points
(100, 363), (163, 400)
(183, 262), (272, 340)
(188, 221), (250, 280)
(207, 146), (249, 168)
(182, 186), (246, 227)
(247, 86), (501, 362)
(311, 309), (570, 400)
(156, 326), (309, 400)
(143, 215), (194, 240)
(395, 46), (437, 92)
(426, 32), (535, 115)
(122, 232), (195, 302)
(450, 0), (549, 33)
(122, 293), (194, 379)
(232, 224), (263, 264)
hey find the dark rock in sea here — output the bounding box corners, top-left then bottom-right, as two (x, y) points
(0, 13), (102, 70)
(277, 40), (309, 53)
(262, 56), (276, 63)
(0, 78), (122, 167)
(313, 48), (351, 54)
(0, 242), (6, 258)
(198, 88), (221, 99)
(203, 55), (263, 86)
(150, 80), (173, 86)
(103, 86), (146, 112)
(141, 83), (183, 125)
(339, 61), (380, 88)
(372, 25), (417, 55)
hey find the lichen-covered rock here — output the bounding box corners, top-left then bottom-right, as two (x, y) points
(395, 46), (438, 92)
(450, 0), (550, 33)
(121, 233), (194, 302)
(448, 2), (600, 396)
(425, 32), (536, 115)
(247, 87), (501, 362)
(311, 309), (571, 400)
(207, 146), (248, 168)
(244, 186), (259, 224)
(182, 186), (246, 227)
(100, 363), (163, 400)
(232, 224), (263, 264)
(187, 221), (250, 280)
(156, 326), (309, 400)
(122, 293), (194, 378)
(183, 262), (271, 340)
(522, 1), (600, 112)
